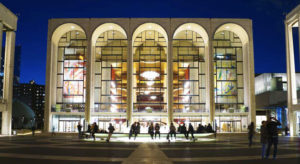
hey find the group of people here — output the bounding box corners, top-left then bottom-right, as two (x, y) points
(248, 117), (281, 159)
(77, 122), (115, 142)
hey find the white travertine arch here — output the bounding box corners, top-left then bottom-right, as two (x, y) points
(173, 23), (209, 45)
(132, 23), (168, 43)
(215, 23), (249, 45)
(91, 23), (127, 44)
(51, 23), (86, 44)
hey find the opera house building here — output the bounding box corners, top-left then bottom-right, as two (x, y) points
(44, 18), (255, 133)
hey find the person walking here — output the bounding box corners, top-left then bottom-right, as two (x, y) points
(265, 117), (281, 159)
(106, 123), (115, 142)
(31, 124), (36, 136)
(168, 122), (176, 141)
(181, 123), (188, 139)
(134, 122), (140, 140)
(260, 121), (268, 159)
(129, 122), (136, 140)
(155, 123), (160, 139)
(77, 122), (82, 139)
(188, 123), (195, 141)
(248, 122), (255, 147)
(148, 122), (154, 139)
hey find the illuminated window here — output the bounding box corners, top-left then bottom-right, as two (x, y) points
(173, 30), (206, 113)
(55, 30), (87, 112)
(213, 30), (244, 113)
(133, 30), (167, 113)
(94, 30), (127, 113)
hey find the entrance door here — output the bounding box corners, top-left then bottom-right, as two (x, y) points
(220, 120), (241, 132)
(58, 120), (79, 132)
(133, 116), (168, 133)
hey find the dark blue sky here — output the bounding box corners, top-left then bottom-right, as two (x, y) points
(1, 0), (300, 85)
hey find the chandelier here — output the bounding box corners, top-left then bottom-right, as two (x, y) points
(141, 71), (159, 80)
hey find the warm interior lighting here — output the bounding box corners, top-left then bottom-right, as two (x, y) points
(146, 81), (155, 86)
(71, 26), (75, 29)
(145, 90), (150, 95)
(141, 71), (160, 80)
(150, 96), (157, 100)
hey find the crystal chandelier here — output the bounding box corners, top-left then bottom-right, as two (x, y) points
(141, 71), (159, 80)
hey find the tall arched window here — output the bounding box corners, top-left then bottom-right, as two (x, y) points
(133, 30), (167, 113)
(173, 30), (206, 113)
(56, 30), (87, 113)
(94, 30), (128, 113)
(213, 30), (244, 113)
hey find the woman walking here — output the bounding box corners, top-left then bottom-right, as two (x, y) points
(106, 123), (115, 142)
(248, 122), (255, 147)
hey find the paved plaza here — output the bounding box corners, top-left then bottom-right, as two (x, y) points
(0, 134), (299, 164)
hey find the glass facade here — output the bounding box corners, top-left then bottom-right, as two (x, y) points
(55, 31), (87, 113)
(173, 30), (206, 113)
(133, 30), (167, 113)
(213, 30), (245, 113)
(93, 30), (128, 113)
(48, 21), (254, 133)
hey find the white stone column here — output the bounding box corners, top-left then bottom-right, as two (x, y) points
(85, 39), (93, 124)
(207, 40), (214, 124)
(167, 40), (173, 125)
(127, 39), (133, 127)
(285, 21), (296, 136)
(1, 31), (15, 135)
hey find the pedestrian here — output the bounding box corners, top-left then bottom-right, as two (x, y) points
(31, 124), (36, 136)
(188, 123), (195, 141)
(248, 122), (255, 147)
(148, 122), (154, 139)
(129, 122), (136, 140)
(181, 123), (188, 139)
(77, 122), (82, 139)
(134, 122), (140, 140)
(206, 123), (213, 133)
(91, 122), (98, 141)
(52, 126), (55, 136)
(285, 126), (289, 136)
(265, 117), (281, 159)
(168, 122), (176, 141)
(260, 121), (268, 159)
(197, 124), (204, 133)
(106, 123), (115, 142)
(155, 123), (160, 139)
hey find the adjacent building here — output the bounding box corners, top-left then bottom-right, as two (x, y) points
(285, 5), (300, 136)
(45, 18), (255, 133)
(13, 80), (45, 129)
(254, 73), (298, 131)
(0, 3), (17, 135)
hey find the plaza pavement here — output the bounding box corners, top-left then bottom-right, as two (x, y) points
(0, 134), (299, 164)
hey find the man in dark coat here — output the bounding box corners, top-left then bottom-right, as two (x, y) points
(265, 117), (281, 159)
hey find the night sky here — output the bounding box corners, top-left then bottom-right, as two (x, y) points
(1, 0), (300, 85)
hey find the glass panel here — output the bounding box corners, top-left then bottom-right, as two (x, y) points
(56, 30), (87, 113)
(173, 30), (206, 113)
(213, 30), (244, 113)
(133, 30), (167, 113)
(93, 30), (127, 113)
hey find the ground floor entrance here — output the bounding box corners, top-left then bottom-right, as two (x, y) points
(51, 114), (249, 133)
